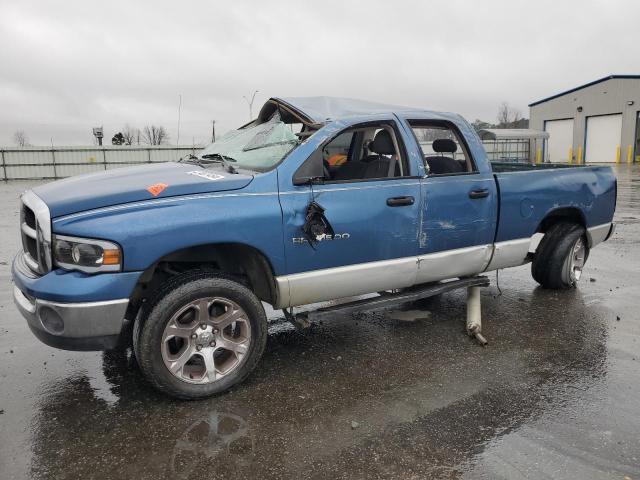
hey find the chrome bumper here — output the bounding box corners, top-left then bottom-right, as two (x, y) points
(604, 222), (616, 242)
(13, 286), (129, 351)
(586, 222), (615, 248)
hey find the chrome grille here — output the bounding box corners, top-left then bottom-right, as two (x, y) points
(20, 191), (52, 276)
(23, 205), (36, 229)
(21, 205), (38, 267)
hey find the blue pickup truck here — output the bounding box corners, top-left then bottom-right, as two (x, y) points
(12, 97), (616, 399)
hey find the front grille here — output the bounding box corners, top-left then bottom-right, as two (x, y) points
(24, 234), (38, 260)
(19, 192), (51, 276)
(23, 205), (36, 229)
(20, 204), (40, 274)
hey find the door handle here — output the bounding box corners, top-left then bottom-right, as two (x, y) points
(387, 196), (415, 207)
(468, 189), (490, 199)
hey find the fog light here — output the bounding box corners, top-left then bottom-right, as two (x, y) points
(39, 306), (64, 334)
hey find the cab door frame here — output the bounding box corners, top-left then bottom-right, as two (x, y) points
(275, 114), (424, 307)
(395, 114), (498, 283)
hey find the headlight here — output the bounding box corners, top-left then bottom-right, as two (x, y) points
(52, 235), (122, 273)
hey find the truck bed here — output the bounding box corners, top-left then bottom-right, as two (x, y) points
(492, 163), (616, 243)
(490, 161), (580, 172)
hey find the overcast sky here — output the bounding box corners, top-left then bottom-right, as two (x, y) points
(0, 0), (638, 146)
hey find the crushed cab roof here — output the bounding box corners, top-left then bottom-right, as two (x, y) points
(258, 96), (423, 126)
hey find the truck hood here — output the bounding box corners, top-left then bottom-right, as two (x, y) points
(33, 162), (254, 218)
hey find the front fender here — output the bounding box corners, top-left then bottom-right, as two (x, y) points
(51, 172), (286, 274)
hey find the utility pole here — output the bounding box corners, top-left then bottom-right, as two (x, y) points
(176, 93), (182, 146)
(211, 120), (216, 143)
(243, 90), (259, 121)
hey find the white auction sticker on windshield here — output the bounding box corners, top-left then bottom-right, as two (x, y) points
(186, 171), (224, 181)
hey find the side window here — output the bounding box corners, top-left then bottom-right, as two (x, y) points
(323, 131), (353, 167)
(321, 124), (409, 182)
(409, 123), (477, 175)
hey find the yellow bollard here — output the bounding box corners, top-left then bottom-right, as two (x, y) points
(616, 146), (621, 163)
(628, 145), (633, 164)
(536, 147), (542, 164)
(577, 146), (583, 164)
(568, 147), (573, 164)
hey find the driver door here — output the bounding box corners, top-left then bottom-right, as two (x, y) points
(277, 120), (422, 307)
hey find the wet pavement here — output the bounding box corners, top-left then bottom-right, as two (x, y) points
(1, 166), (639, 480)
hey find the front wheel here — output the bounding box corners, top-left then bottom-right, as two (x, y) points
(135, 272), (268, 399)
(531, 222), (589, 289)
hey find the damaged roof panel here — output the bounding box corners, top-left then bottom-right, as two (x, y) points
(259, 96), (428, 126)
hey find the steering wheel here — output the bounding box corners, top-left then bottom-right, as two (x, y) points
(322, 159), (331, 180)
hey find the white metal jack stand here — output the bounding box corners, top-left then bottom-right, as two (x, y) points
(466, 286), (488, 346)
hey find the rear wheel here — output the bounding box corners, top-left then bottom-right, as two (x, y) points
(531, 222), (589, 289)
(135, 272), (267, 399)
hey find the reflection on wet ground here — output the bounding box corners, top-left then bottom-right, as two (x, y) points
(1, 166), (639, 479)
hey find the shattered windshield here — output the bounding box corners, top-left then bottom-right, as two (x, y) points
(198, 113), (299, 172)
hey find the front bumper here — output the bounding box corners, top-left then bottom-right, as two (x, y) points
(11, 252), (139, 351)
(13, 286), (128, 351)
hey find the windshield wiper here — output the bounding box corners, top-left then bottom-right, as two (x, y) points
(201, 153), (237, 162)
(177, 153), (199, 163)
(198, 153), (238, 174)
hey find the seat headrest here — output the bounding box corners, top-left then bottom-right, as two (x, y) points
(433, 138), (457, 153)
(370, 129), (396, 155)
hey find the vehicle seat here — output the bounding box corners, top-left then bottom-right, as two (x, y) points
(425, 139), (464, 174)
(362, 130), (396, 178)
(332, 158), (367, 180)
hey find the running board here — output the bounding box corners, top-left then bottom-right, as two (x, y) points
(293, 276), (490, 324)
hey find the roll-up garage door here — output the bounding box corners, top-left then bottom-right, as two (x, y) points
(585, 114), (622, 163)
(544, 119), (573, 162)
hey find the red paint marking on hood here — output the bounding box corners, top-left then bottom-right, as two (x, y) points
(147, 183), (168, 197)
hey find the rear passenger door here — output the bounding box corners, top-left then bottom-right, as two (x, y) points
(277, 119), (423, 306)
(401, 119), (498, 283)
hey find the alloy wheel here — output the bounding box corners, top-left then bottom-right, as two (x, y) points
(161, 297), (251, 384)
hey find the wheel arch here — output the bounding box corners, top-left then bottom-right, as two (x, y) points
(126, 242), (279, 321)
(535, 207), (587, 234)
(526, 207), (587, 257)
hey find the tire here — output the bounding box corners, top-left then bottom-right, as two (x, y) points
(134, 271), (268, 400)
(531, 222), (589, 289)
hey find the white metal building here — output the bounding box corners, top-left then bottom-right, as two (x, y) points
(529, 75), (640, 164)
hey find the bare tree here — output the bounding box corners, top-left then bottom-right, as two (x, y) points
(122, 124), (138, 145)
(497, 102), (522, 128)
(497, 102), (511, 127)
(13, 130), (29, 147)
(511, 108), (522, 124)
(141, 125), (169, 145)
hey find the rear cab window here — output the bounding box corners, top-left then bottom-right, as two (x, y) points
(408, 122), (478, 175)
